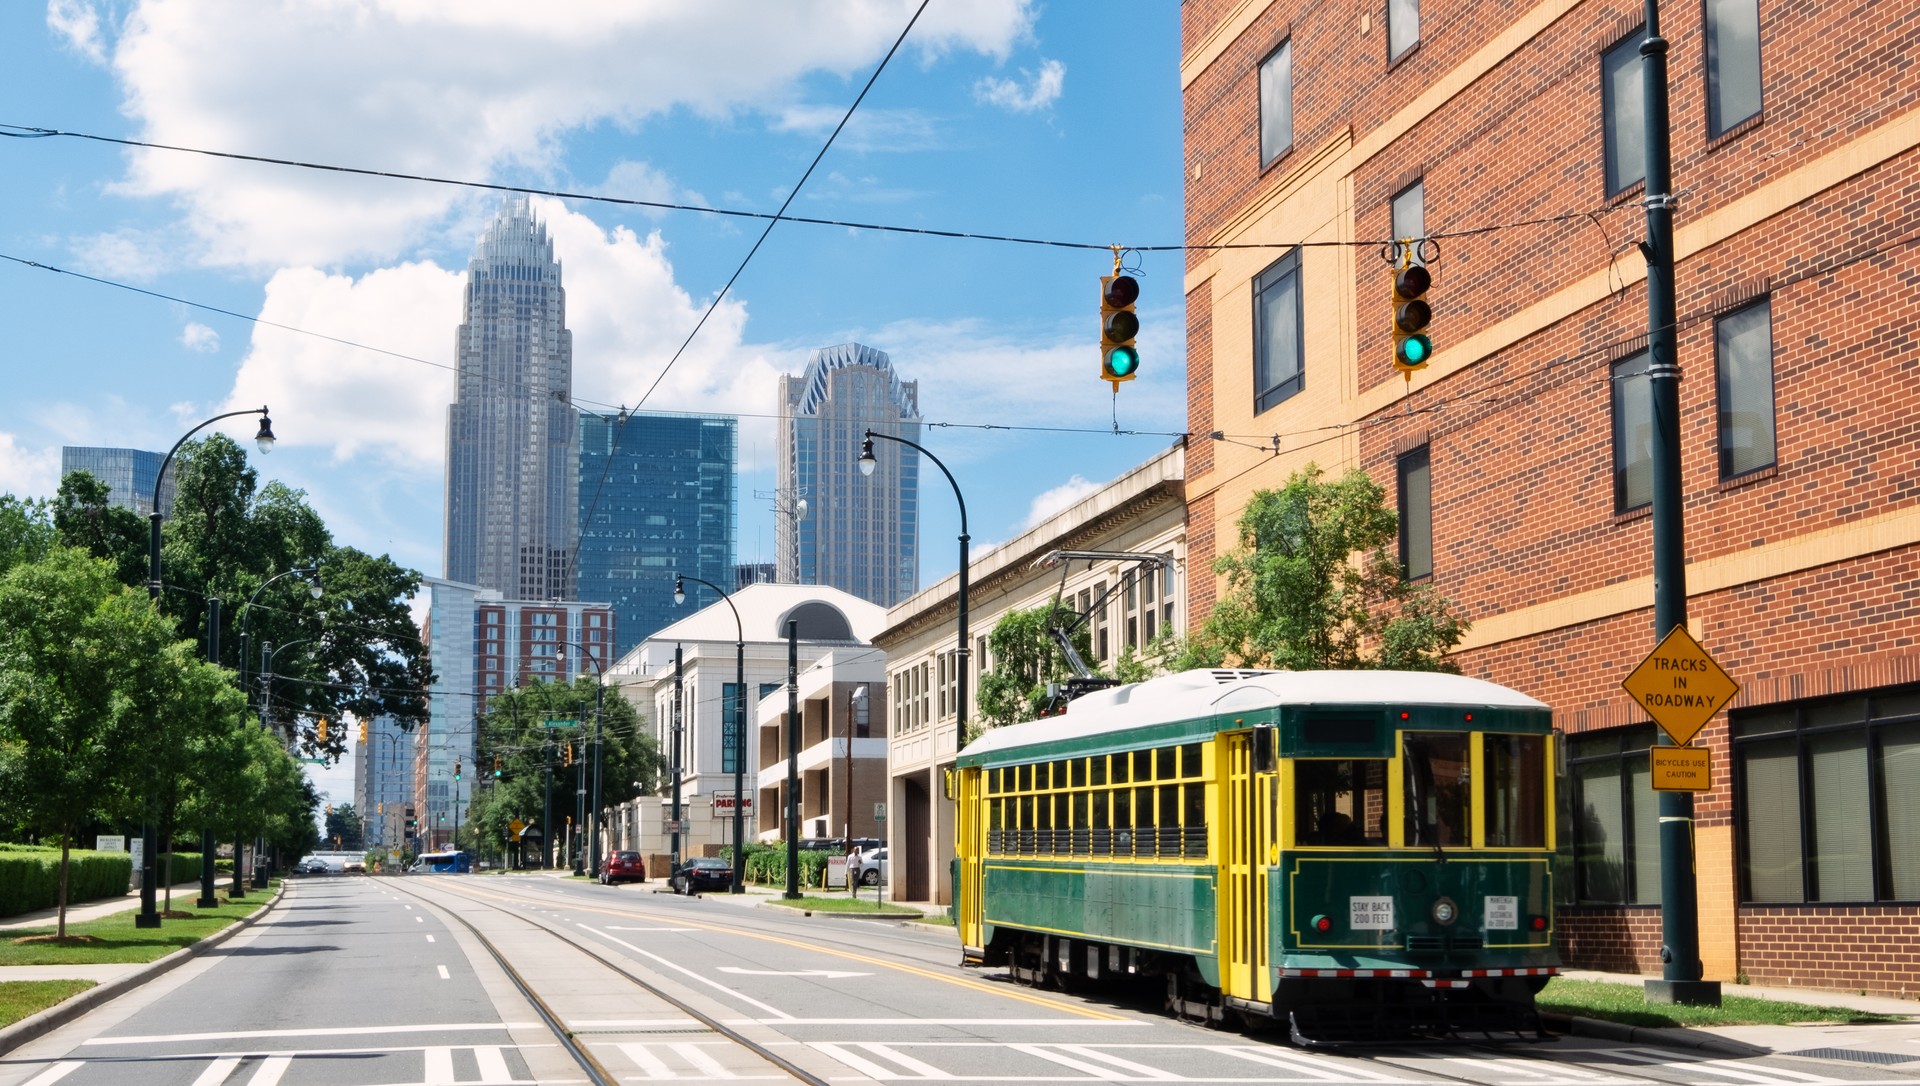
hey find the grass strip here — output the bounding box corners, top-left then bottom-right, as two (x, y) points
(0, 884), (276, 967)
(0, 980), (95, 1027)
(760, 894), (922, 917)
(1539, 978), (1909, 1028)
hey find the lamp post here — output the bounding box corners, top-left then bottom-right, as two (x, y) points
(139, 406), (276, 929)
(237, 565), (322, 697)
(674, 573), (747, 894)
(846, 684), (867, 855)
(860, 430), (968, 753)
(555, 642), (607, 879)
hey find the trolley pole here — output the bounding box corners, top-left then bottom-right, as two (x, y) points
(671, 646), (684, 871)
(1640, 0), (1719, 1007)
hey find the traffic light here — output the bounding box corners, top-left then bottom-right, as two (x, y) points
(453, 759), (462, 781)
(1099, 274), (1140, 387)
(1391, 257), (1432, 372)
(493, 756), (503, 779)
(316, 717), (329, 743)
(359, 720), (369, 744)
(564, 742), (574, 767)
(325, 803), (332, 816)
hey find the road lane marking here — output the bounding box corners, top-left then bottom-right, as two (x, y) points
(605, 926), (699, 932)
(188, 1058), (241, 1086)
(426, 934), (436, 942)
(416, 915), (424, 922)
(715, 967), (870, 978)
(1220, 1046), (1418, 1081)
(425, 1047), (454, 1083)
(438, 965), (451, 979)
(579, 926), (791, 1020)
(474, 1045), (513, 1083)
(19, 1063), (82, 1086)
(244, 1055), (290, 1085)
(1015, 1043), (1184, 1080)
(85, 1023), (538, 1045)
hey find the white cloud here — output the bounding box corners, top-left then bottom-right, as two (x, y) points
(1021, 475), (1102, 530)
(46, 0), (107, 64)
(974, 57), (1064, 112)
(94, 0), (1036, 269)
(221, 197), (787, 473)
(0, 434), (62, 499)
(180, 321), (219, 352)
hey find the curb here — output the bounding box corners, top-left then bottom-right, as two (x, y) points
(0, 885), (286, 1056)
(1541, 1013), (1766, 1058)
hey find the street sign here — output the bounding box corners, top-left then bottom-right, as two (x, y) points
(1621, 625), (1740, 746)
(711, 792), (753, 813)
(509, 818), (526, 840)
(874, 802), (887, 823)
(1651, 746), (1712, 791)
(542, 718), (579, 728)
(664, 819), (687, 835)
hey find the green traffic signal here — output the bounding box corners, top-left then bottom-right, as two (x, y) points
(1392, 263), (1432, 372)
(1106, 345), (1140, 377)
(1100, 273), (1141, 386)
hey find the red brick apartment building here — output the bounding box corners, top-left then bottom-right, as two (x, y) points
(1182, 0), (1920, 993)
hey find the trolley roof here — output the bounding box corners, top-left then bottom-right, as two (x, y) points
(959, 669), (1549, 763)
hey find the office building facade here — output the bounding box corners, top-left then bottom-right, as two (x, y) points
(59, 446), (175, 517)
(577, 411), (737, 658)
(444, 198), (579, 601)
(777, 343), (921, 607)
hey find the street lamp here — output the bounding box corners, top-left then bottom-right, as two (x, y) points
(860, 430), (968, 753)
(138, 405), (275, 929)
(674, 572), (747, 894)
(237, 565), (322, 702)
(846, 684), (867, 855)
(555, 641), (608, 879)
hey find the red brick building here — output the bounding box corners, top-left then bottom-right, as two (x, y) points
(1182, 0), (1920, 993)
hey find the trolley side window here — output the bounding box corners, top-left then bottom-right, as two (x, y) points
(1483, 734), (1549, 847)
(1293, 759), (1388, 846)
(1402, 732), (1471, 848)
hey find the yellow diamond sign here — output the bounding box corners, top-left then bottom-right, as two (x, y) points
(1622, 625), (1740, 746)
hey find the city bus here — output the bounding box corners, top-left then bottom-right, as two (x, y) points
(411, 850), (471, 874)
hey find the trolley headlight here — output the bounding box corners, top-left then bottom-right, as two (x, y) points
(1310, 914), (1333, 934)
(1430, 896), (1459, 926)
(1530, 914), (1548, 932)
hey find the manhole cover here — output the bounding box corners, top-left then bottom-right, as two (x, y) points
(1791, 1047), (1920, 1066)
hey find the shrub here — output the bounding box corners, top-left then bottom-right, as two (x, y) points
(0, 849), (135, 917)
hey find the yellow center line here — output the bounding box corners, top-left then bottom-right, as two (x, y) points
(439, 880), (1128, 1021)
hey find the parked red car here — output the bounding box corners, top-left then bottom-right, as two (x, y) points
(599, 850), (646, 885)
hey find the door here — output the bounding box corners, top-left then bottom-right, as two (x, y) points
(956, 766), (987, 952)
(1218, 733), (1272, 1001)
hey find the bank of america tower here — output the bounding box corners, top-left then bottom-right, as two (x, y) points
(444, 199), (578, 599)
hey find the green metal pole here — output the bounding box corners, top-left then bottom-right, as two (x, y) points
(1640, 0), (1719, 1007)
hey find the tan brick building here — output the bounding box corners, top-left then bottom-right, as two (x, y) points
(1182, 0), (1920, 993)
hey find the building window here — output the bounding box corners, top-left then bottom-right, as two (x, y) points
(1391, 179), (1425, 265)
(1602, 30), (1646, 195)
(1387, 0), (1419, 61)
(1704, 0), (1762, 137)
(1397, 445), (1432, 579)
(1735, 688), (1920, 903)
(1253, 249), (1305, 413)
(1259, 40), (1293, 166)
(1610, 349), (1652, 513)
(1566, 726), (1662, 904)
(1715, 297), (1775, 479)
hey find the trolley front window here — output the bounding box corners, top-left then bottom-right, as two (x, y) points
(1403, 733), (1470, 848)
(1294, 759), (1387, 845)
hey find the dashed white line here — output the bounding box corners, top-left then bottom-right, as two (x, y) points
(438, 965), (451, 980)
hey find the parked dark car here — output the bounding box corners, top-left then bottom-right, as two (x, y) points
(671, 856), (732, 895)
(600, 850), (646, 885)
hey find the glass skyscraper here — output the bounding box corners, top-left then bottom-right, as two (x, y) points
(444, 198), (579, 601)
(778, 343), (921, 607)
(577, 411), (737, 657)
(60, 446), (175, 516)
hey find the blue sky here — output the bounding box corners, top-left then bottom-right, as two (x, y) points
(2, 1), (1187, 812)
(3, 2), (1182, 594)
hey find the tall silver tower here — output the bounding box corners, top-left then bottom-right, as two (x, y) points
(444, 199), (579, 600)
(777, 343), (921, 607)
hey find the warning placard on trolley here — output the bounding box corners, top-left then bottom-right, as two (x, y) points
(1650, 746), (1712, 791)
(1622, 625), (1740, 746)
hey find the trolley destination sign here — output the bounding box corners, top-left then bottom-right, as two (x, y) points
(1621, 625), (1740, 747)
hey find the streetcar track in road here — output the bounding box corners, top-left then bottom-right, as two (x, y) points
(448, 878), (1127, 1021)
(388, 877), (832, 1086)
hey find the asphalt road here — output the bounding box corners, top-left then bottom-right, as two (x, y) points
(5, 874), (1920, 1085)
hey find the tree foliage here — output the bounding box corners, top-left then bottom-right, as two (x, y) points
(1179, 464), (1467, 672)
(466, 678), (662, 864)
(974, 602), (1093, 734)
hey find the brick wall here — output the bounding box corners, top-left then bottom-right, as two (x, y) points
(1557, 906), (1663, 975)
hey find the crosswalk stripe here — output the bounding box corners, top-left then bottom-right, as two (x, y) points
(188, 1058), (242, 1086)
(1021, 1043), (1183, 1080)
(244, 1056), (291, 1085)
(474, 1045), (513, 1083)
(19, 1062), (83, 1086)
(424, 1046), (456, 1084)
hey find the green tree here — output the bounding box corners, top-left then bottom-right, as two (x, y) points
(53, 471), (148, 586)
(467, 678), (661, 865)
(0, 548), (193, 935)
(974, 602), (1090, 734)
(324, 803), (364, 850)
(0, 495), (55, 578)
(1182, 464), (1467, 672)
(68, 434), (433, 759)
